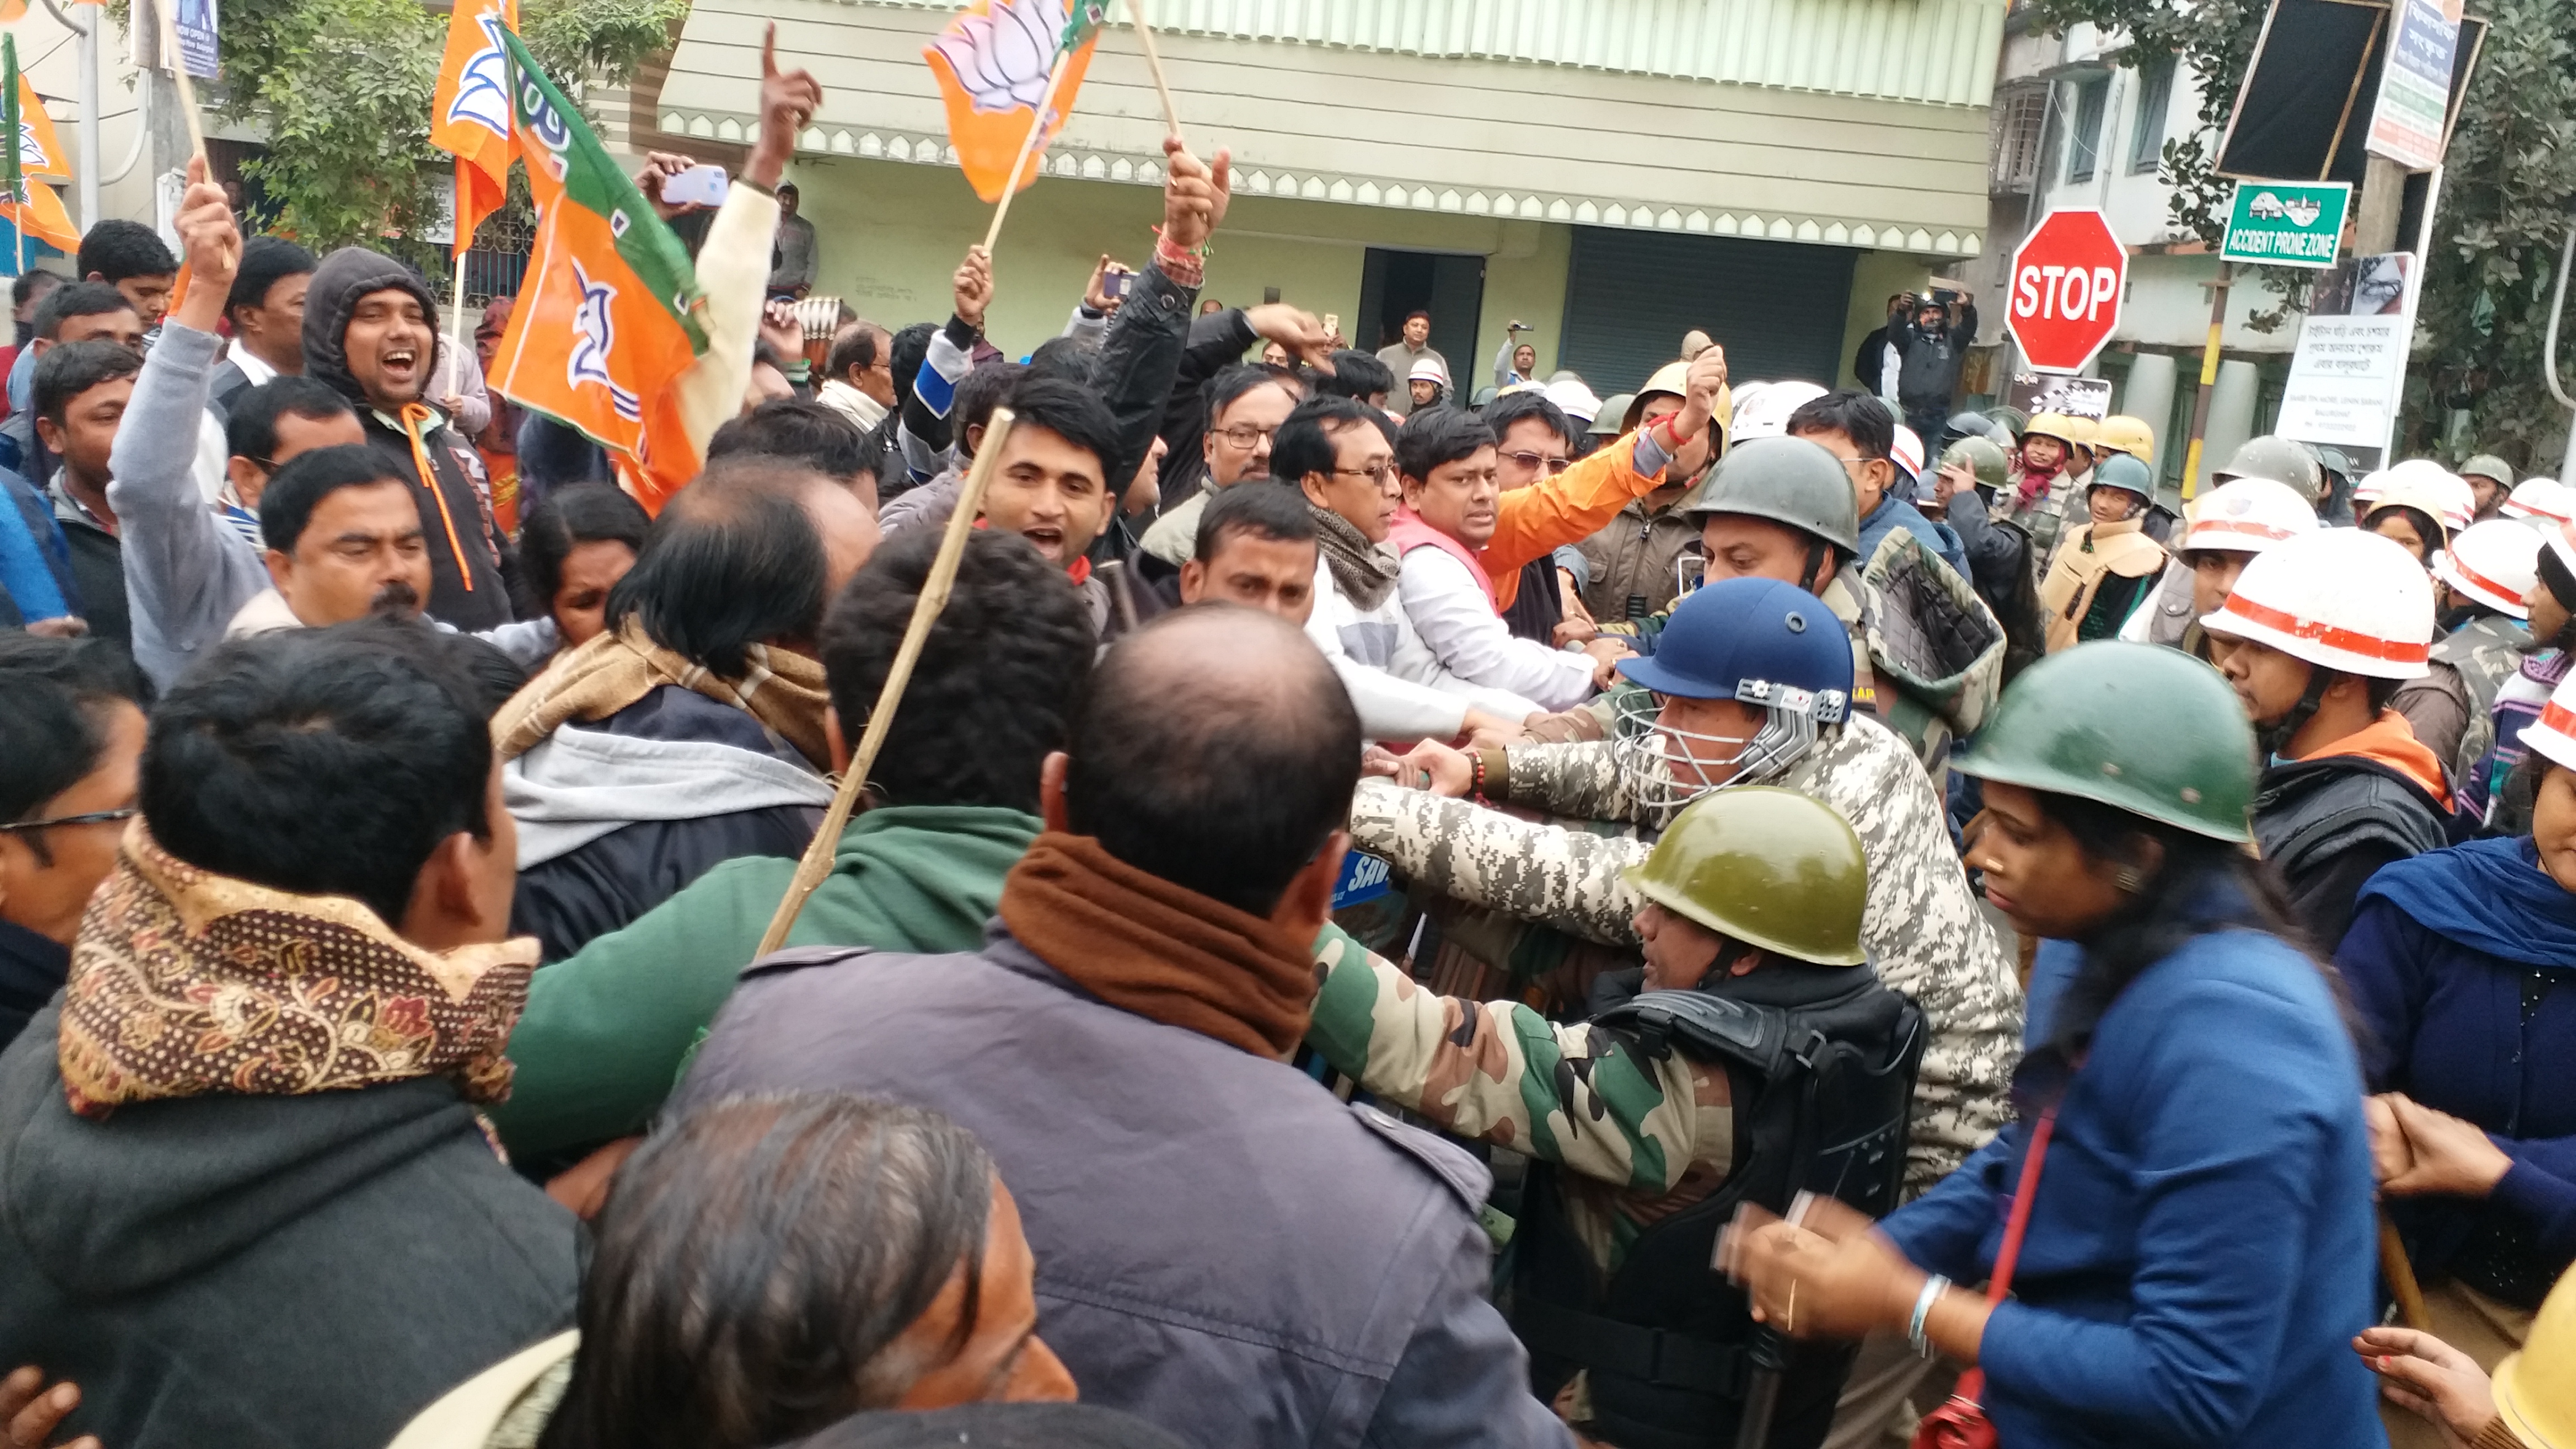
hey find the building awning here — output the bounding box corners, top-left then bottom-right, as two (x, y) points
(658, 0), (1997, 257)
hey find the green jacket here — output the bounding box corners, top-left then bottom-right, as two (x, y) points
(487, 804), (1041, 1161)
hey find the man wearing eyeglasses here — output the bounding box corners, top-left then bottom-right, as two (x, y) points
(1138, 364), (1303, 569)
(0, 634), (149, 1054)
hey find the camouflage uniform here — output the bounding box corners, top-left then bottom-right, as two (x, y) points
(1307, 935), (1735, 1275)
(1346, 712), (2022, 1195)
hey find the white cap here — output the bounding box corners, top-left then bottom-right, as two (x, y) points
(1728, 380), (1827, 442)
(2353, 468), (2389, 511)
(2200, 527), (2434, 679)
(2518, 672), (2576, 775)
(1889, 424), (1925, 486)
(2180, 476), (2319, 556)
(1408, 356), (1450, 386)
(2435, 518), (2543, 619)
(2505, 477), (2576, 525)
(1543, 376), (1601, 422)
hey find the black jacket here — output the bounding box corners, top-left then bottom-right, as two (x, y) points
(0, 1005), (580, 1449)
(1852, 325), (1895, 393)
(2254, 755), (2454, 949)
(1150, 306), (1259, 517)
(51, 500), (128, 649)
(1891, 305), (1979, 411)
(509, 686), (825, 962)
(301, 248), (514, 631)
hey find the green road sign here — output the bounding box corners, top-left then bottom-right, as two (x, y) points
(2220, 181), (2351, 268)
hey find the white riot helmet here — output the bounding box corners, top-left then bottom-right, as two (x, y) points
(2506, 477), (2576, 528)
(2201, 527), (2434, 681)
(2515, 673), (2576, 775)
(1727, 381), (1827, 442)
(2352, 468), (2389, 512)
(2435, 519), (2544, 619)
(1543, 376), (1602, 423)
(2380, 458), (2476, 532)
(2180, 476), (2319, 556)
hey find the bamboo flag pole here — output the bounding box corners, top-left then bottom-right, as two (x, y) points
(1121, 0), (1184, 143)
(981, 52), (1074, 252)
(2378, 1210), (2431, 1330)
(756, 408), (1020, 957)
(445, 195), (473, 412)
(150, 0), (234, 269)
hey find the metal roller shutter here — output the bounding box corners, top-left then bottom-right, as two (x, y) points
(1557, 227), (1859, 397)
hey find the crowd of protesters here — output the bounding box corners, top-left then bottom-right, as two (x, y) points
(0, 30), (2571, 1449)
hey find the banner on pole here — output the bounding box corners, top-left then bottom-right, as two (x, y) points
(431, 0), (518, 250)
(924, 0), (1105, 202)
(486, 30), (707, 511)
(2366, 0), (2458, 171)
(2275, 253), (2414, 451)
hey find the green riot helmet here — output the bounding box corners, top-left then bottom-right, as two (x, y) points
(2212, 434), (2324, 508)
(2461, 453), (2515, 490)
(1937, 434), (2010, 491)
(2090, 452), (2156, 502)
(1950, 641), (2256, 841)
(1623, 786), (1869, 965)
(1673, 435), (1862, 555)
(1986, 405), (2029, 441)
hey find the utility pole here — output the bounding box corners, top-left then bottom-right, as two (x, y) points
(2179, 262), (2232, 499)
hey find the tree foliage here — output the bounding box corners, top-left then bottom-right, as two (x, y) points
(2401, 0), (2576, 471)
(2027, 0), (2576, 471)
(113, 0), (686, 268)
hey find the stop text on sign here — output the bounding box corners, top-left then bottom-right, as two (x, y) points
(2006, 208), (2128, 375)
(2013, 264), (2120, 323)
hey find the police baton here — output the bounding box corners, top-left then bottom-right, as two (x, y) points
(1734, 1325), (1788, 1449)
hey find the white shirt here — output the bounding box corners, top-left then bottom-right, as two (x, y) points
(1395, 544), (1597, 712)
(1305, 555), (1540, 742)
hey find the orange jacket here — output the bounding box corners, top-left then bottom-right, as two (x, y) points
(1483, 431), (1667, 610)
(2302, 709), (2454, 812)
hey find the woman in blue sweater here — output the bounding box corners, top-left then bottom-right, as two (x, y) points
(1727, 642), (2384, 1448)
(2335, 670), (2576, 1422)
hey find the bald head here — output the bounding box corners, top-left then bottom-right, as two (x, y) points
(1066, 607), (1359, 916)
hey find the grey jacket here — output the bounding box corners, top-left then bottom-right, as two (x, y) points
(675, 925), (1572, 1449)
(110, 324), (269, 688)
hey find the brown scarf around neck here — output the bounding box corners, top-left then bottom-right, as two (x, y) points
(998, 834), (1315, 1059)
(56, 823), (537, 1118)
(490, 617), (833, 769)
(1309, 500), (1404, 613)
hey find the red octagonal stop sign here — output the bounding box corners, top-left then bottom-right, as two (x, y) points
(2007, 209), (2128, 375)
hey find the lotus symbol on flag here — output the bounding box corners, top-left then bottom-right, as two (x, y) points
(445, 13), (513, 141)
(929, 0), (1071, 114)
(15, 120), (44, 173)
(567, 257), (642, 423)
(2283, 196), (2323, 228)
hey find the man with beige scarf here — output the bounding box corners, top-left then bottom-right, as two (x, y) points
(491, 454), (877, 961)
(671, 606), (1573, 1449)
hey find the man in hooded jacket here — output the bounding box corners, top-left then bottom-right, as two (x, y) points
(301, 247), (513, 631)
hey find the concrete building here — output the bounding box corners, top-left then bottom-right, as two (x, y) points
(1966, 10), (2302, 491)
(642, 0), (2011, 399)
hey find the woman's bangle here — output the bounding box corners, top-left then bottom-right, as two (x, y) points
(1907, 1275), (1950, 1358)
(1469, 750), (1486, 801)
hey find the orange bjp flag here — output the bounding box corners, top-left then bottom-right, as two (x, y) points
(430, 0), (518, 250)
(924, 0), (1104, 202)
(0, 177), (77, 254)
(485, 30), (706, 512)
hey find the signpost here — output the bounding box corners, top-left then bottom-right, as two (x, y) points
(2005, 209), (2128, 376)
(2220, 180), (2351, 268)
(2276, 252), (2421, 463)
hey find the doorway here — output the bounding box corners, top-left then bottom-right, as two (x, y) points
(1358, 248), (1484, 387)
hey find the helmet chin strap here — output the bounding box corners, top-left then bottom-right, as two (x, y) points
(1797, 542), (1829, 594)
(2257, 666), (2337, 759)
(1689, 938), (1761, 993)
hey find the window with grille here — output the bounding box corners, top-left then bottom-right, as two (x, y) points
(1990, 88), (2047, 194)
(2067, 78), (2109, 183)
(2129, 58), (2174, 174)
